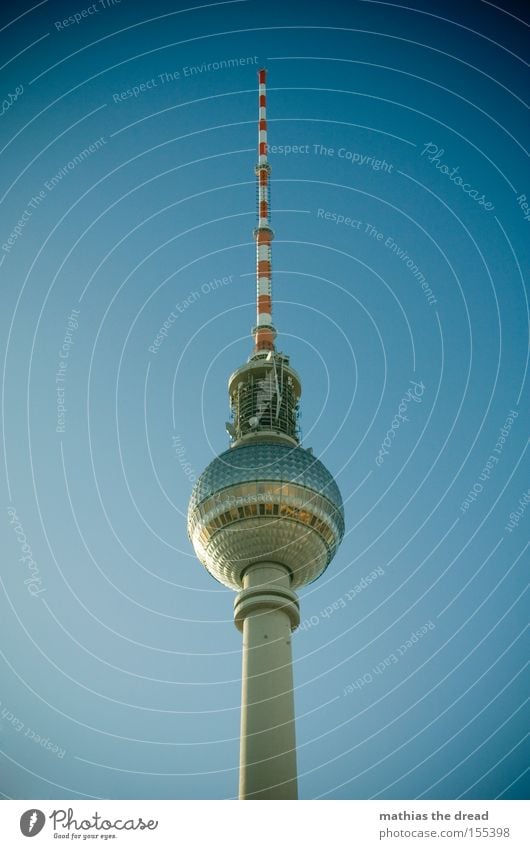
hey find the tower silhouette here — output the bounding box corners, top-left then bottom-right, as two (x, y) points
(188, 70), (344, 800)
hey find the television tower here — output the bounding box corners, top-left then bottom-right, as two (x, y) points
(188, 70), (344, 800)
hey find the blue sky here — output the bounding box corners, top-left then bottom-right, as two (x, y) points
(0, 0), (528, 800)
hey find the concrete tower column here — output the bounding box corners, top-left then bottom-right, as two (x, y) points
(234, 561), (300, 800)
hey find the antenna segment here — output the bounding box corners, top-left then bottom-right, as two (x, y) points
(253, 68), (276, 354)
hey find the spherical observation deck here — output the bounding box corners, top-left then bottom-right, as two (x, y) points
(187, 441), (344, 591)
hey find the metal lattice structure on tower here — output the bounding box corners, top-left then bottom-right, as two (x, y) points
(188, 70), (344, 800)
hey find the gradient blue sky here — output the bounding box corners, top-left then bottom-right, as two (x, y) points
(0, 0), (528, 800)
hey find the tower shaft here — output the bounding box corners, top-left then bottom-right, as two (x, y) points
(234, 562), (299, 799)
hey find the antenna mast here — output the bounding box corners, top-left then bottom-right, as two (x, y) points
(253, 68), (276, 355)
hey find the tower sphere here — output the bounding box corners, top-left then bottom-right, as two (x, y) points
(187, 441), (344, 591)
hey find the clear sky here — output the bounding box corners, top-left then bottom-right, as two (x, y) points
(0, 0), (528, 800)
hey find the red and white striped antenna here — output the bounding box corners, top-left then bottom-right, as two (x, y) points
(252, 68), (276, 354)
